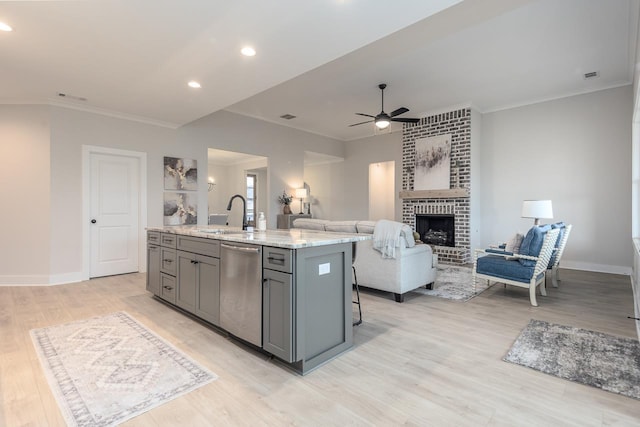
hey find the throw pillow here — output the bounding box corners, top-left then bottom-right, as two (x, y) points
(504, 233), (524, 254)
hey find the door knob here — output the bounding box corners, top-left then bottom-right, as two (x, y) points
(91, 219), (97, 224)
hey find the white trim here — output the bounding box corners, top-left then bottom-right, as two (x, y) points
(49, 272), (84, 286)
(82, 145), (147, 281)
(561, 260), (632, 276)
(49, 99), (180, 129)
(482, 83), (632, 115)
(0, 275), (51, 286)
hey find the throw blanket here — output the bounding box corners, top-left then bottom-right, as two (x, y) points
(372, 220), (413, 259)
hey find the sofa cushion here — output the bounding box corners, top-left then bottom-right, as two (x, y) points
(518, 224), (551, 267)
(504, 233), (524, 253)
(356, 220), (376, 234)
(292, 218), (329, 231)
(325, 220), (358, 233)
(477, 255), (536, 283)
(401, 224), (416, 247)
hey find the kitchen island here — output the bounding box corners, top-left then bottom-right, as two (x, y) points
(146, 225), (370, 374)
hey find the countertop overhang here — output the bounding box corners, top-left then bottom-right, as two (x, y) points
(147, 225), (371, 249)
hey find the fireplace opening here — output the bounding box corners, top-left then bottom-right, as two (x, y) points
(415, 214), (455, 247)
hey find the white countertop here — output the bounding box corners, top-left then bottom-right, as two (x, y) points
(147, 225), (371, 249)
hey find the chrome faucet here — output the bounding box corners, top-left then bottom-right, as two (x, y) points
(226, 194), (248, 230)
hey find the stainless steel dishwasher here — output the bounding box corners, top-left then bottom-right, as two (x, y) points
(220, 242), (262, 347)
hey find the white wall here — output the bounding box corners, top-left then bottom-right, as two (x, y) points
(207, 163), (232, 215)
(343, 131), (403, 221)
(470, 109), (483, 252)
(303, 160), (345, 220)
(0, 106), (344, 283)
(369, 161), (395, 220)
(0, 105), (51, 284)
(179, 110), (345, 228)
(480, 86), (633, 274)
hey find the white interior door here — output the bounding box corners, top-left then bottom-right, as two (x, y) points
(90, 153), (140, 278)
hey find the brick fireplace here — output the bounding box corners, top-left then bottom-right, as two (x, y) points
(401, 108), (472, 265)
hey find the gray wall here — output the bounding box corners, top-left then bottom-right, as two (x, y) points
(479, 85), (632, 273)
(343, 131), (403, 221)
(0, 105), (344, 284)
(0, 105), (51, 283)
(0, 84), (633, 283)
(344, 86), (633, 274)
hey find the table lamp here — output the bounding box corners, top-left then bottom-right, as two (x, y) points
(521, 200), (553, 225)
(295, 188), (308, 214)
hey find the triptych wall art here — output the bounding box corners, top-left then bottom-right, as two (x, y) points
(163, 157), (198, 225)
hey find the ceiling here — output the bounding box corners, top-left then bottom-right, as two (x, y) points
(1, 0), (637, 140)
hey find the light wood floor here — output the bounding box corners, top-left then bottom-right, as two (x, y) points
(1, 269), (639, 426)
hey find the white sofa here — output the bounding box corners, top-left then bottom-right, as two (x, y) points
(292, 219), (437, 302)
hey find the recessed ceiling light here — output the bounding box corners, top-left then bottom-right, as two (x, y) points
(0, 22), (12, 32)
(188, 81), (201, 89)
(241, 46), (256, 57)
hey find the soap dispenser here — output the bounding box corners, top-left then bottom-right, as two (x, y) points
(258, 212), (266, 231)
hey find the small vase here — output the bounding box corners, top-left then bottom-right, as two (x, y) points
(283, 205), (292, 214)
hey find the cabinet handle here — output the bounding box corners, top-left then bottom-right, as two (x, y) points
(163, 259), (173, 263)
(267, 256), (285, 265)
(191, 260), (199, 264)
(163, 285), (173, 290)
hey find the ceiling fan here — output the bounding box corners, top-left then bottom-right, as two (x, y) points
(349, 83), (420, 129)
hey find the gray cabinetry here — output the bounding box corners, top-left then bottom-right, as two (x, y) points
(148, 231), (177, 299)
(146, 241), (161, 295)
(262, 243), (353, 373)
(175, 236), (221, 326)
(263, 268), (293, 362)
(160, 273), (176, 304)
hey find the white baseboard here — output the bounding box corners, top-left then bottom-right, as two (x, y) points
(0, 272), (83, 286)
(561, 260), (632, 276)
(49, 272), (83, 286)
(0, 275), (51, 286)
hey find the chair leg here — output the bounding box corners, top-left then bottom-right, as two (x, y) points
(540, 278), (547, 297)
(552, 266), (560, 288)
(529, 283), (538, 307)
(352, 265), (362, 326)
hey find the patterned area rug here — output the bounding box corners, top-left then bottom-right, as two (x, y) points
(413, 265), (490, 301)
(31, 312), (217, 426)
(504, 319), (640, 400)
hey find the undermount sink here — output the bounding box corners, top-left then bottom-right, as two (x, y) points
(197, 229), (246, 235)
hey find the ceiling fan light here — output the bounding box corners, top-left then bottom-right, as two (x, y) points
(375, 118), (390, 129)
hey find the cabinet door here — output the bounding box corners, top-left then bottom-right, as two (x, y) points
(195, 254), (220, 326)
(146, 244), (161, 295)
(176, 250), (197, 313)
(160, 273), (177, 304)
(263, 268), (294, 362)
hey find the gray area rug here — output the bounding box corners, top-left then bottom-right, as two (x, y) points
(504, 319), (640, 400)
(413, 265), (490, 301)
(31, 311), (217, 426)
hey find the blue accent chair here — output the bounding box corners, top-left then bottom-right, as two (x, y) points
(473, 227), (560, 306)
(547, 223), (572, 288)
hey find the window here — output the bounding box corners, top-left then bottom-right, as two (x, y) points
(246, 174), (256, 224)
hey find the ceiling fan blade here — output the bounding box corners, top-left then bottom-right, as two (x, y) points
(349, 120), (374, 127)
(355, 113), (376, 118)
(391, 117), (420, 124)
(389, 107), (409, 117)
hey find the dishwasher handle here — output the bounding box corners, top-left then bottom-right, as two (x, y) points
(221, 243), (261, 254)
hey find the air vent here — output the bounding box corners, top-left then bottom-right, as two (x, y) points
(583, 71), (599, 80)
(57, 92), (87, 102)
(280, 114), (296, 120)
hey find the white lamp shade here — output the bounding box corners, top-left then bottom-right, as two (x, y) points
(295, 188), (308, 199)
(521, 200), (553, 220)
